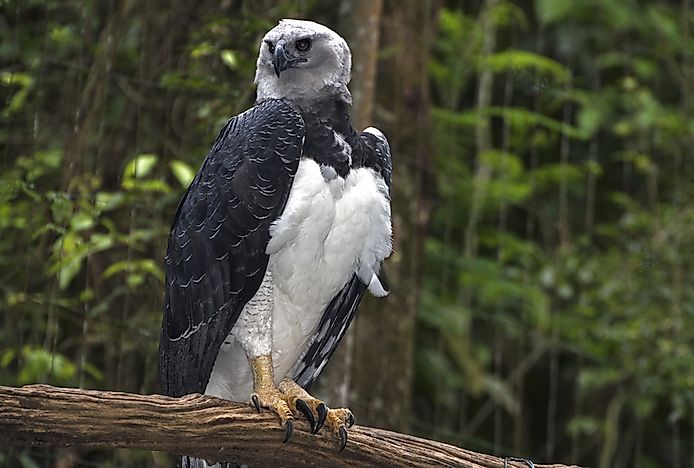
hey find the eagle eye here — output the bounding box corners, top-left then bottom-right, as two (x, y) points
(295, 38), (312, 52)
(265, 40), (275, 54)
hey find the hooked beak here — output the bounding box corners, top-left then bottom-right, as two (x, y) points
(273, 40), (290, 78)
(272, 40), (308, 78)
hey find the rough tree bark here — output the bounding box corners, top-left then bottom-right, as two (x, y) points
(1, 385), (583, 468)
(339, 0), (384, 131)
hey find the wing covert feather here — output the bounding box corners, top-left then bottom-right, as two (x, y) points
(159, 100), (304, 397)
(291, 275), (367, 389)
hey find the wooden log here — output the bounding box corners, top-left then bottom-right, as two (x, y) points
(0, 385), (582, 467)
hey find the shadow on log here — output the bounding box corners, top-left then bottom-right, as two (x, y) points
(1, 385), (583, 467)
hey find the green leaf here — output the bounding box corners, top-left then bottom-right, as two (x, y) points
(79, 288), (94, 302)
(0, 349), (17, 368)
(82, 362), (105, 382)
(36, 149), (63, 169)
(566, 416), (599, 437)
(577, 106), (603, 137)
(483, 375), (519, 414)
(444, 107), (587, 139)
(102, 260), (132, 279)
(578, 367), (624, 391)
(103, 259), (164, 282)
(95, 191), (125, 212)
(632, 396), (656, 419)
(530, 163), (584, 190)
(18, 346), (76, 385)
(220, 49), (239, 70)
(190, 41), (215, 58)
(57, 255), (84, 290)
(49, 232), (114, 289)
(170, 160), (196, 188)
(483, 50), (570, 83)
(123, 154), (158, 180)
(136, 258), (165, 282)
(127, 273), (145, 287)
(0, 71), (33, 117)
(535, 0), (574, 25)
(70, 211), (94, 232)
(49, 24), (78, 46)
(90, 233), (114, 251)
(122, 177), (171, 193)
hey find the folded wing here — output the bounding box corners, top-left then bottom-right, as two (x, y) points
(160, 99), (304, 397)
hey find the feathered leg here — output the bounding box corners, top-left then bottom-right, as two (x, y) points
(234, 271), (354, 449)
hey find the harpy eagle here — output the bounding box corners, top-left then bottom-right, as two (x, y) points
(159, 19), (392, 454)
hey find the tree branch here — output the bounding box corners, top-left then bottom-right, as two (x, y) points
(1, 385), (581, 467)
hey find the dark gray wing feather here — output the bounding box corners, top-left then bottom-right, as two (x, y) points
(291, 129), (392, 390)
(358, 129), (392, 190)
(159, 99), (304, 397)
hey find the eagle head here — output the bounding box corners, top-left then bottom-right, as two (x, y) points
(255, 20), (352, 103)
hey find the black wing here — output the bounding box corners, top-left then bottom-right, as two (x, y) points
(159, 99), (304, 397)
(358, 128), (392, 189)
(291, 128), (392, 389)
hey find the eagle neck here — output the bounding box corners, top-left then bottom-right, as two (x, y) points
(291, 93), (357, 177)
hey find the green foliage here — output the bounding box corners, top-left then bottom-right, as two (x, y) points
(418, 1), (694, 466)
(534, 0), (574, 25)
(16, 346), (76, 385)
(2, 0), (694, 466)
(483, 50), (570, 84)
(169, 160), (197, 188)
(0, 72), (33, 117)
(430, 8), (483, 107)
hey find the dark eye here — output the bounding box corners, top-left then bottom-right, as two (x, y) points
(265, 41), (275, 53)
(295, 38), (311, 52)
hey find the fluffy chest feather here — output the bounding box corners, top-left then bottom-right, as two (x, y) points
(266, 157), (391, 376)
(206, 157), (391, 401)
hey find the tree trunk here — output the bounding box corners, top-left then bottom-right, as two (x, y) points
(0, 384), (583, 468)
(340, 0), (383, 131)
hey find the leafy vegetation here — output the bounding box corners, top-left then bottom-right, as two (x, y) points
(1, 1), (693, 467)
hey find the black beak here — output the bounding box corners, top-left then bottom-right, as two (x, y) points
(273, 40), (290, 78)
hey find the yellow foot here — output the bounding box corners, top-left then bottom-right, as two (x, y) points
(250, 385), (294, 442)
(278, 378), (328, 434)
(325, 407), (355, 451)
(249, 355), (294, 442)
(279, 378), (354, 451)
(248, 355), (355, 449)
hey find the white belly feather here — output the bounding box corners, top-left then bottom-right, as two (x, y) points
(205, 158), (391, 401)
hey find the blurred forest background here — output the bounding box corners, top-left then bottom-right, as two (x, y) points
(1, 0), (693, 467)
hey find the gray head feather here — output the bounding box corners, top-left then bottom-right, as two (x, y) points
(255, 20), (352, 104)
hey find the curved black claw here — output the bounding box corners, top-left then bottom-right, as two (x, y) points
(295, 399), (315, 434)
(283, 419), (294, 443)
(251, 394), (261, 413)
(346, 411), (355, 428)
(315, 403), (328, 434)
(503, 456), (535, 468)
(338, 426), (348, 452)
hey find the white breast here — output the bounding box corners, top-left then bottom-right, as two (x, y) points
(267, 158), (392, 379)
(205, 158), (391, 401)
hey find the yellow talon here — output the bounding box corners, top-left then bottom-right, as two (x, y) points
(248, 357), (354, 448)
